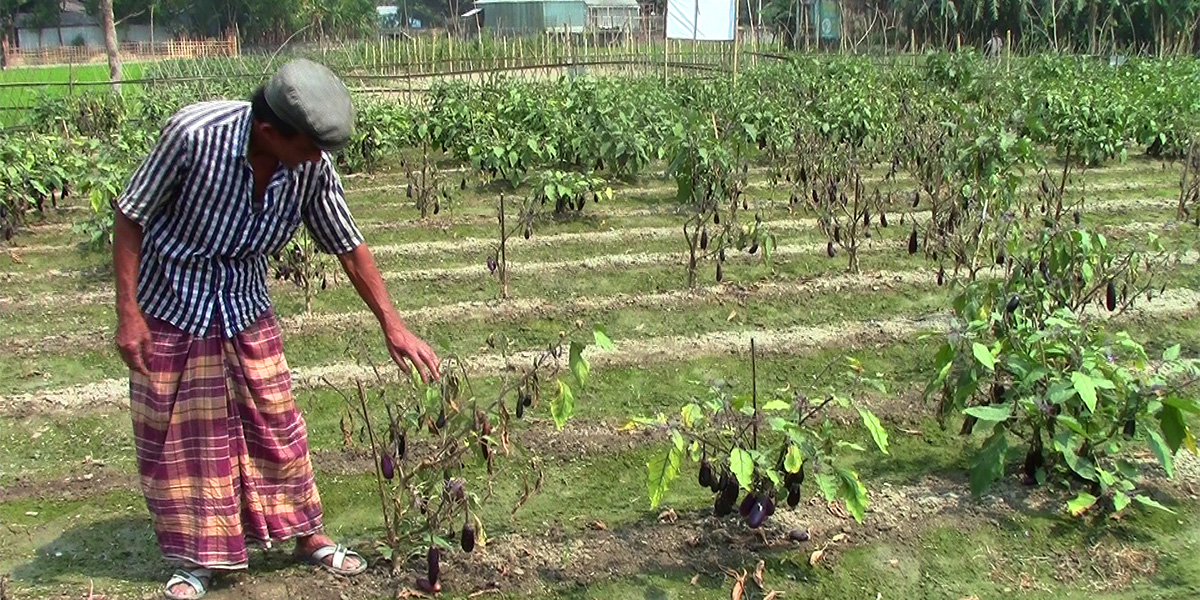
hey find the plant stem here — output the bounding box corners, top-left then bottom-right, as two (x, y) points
(499, 192), (508, 299)
(357, 380), (395, 546)
(751, 337), (758, 451)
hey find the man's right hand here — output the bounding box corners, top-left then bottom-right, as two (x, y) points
(116, 311), (152, 376)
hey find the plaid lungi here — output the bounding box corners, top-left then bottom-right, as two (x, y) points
(129, 309), (323, 569)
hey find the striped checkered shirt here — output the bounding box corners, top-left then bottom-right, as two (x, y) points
(116, 100), (364, 338)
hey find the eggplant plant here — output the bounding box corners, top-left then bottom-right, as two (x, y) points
(925, 222), (1195, 518)
(330, 325), (611, 591)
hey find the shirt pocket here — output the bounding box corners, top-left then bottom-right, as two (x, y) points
(257, 199), (303, 257)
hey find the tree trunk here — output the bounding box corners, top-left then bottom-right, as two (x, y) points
(1, 33), (8, 70)
(99, 0), (122, 93)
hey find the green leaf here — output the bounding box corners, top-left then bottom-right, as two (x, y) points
(835, 468), (869, 523)
(551, 380), (575, 430)
(671, 430), (685, 452)
(1097, 468), (1116, 488)
(647, 446), (682, 509)
(972, 343), (996, 371)
(681, 404), (703, 429)
(730, 448), (754, 491)
(1067, 492), (1098, 517)
(1163, 344), (1181, 361)
(1061, 449), (1098, 482)
(1163, 396), (1200, 415)
(964, 405), (1012, 422)
(1134, 495), (1176, 514)
(592, 326), (615, 350)
(1146, 429), (1175, 478)
(856, 407), (889, 455)
(969, 432), (1008, 496)
(815, 472), (838, 502)
(761, 400), (792, 411)
(1160, 406), (1187, 454)
(1112, 491), (1131, 513)
(784, 445), (803, 474)
(1071, 372), (1098, 412)
(569, 341), (589, 388)
(1055, 414), (1086, 436)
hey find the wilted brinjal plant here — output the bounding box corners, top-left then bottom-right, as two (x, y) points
(668, 110), (775, 288)
(924, 221), (1195, 518)
(1178, 137), (1200, 226)
(796, 132), (893, 275)
(405, 121), (453, 220)
(329, 325), (613, 593)
(640, 340), (890, 527)
(920, 115), (1034, 283)
(271, 229), (338, 314)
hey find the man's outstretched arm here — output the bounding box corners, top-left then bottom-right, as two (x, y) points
(338, 242), (441, 383)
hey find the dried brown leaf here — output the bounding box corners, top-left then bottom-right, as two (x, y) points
(763, 592), (782, 600)
(831, 533), (848, 543)
(753, 560), (765, 589)
(828, 502), (850, 520)
(589, 520), (607, 531)
(690, 574), (700, 586)
(731, 578), (744, 600)
(809, 549), (825, 566)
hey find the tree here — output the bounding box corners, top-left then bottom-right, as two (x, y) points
(100, 0), (121, 92)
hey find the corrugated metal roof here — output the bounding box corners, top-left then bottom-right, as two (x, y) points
(475, 0), (638, 5)
(584, 0), (639, 6)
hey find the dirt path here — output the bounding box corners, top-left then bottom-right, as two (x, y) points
(2, 269), (940, 356)
(0, 189), (1181, 257)
(7, 217), (1191, 298)
(3, 288), (1196, 414)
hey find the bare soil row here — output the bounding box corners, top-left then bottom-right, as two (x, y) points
(3, 287), (1195, 414)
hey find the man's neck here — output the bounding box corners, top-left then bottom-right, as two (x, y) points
(246, 127), (279, 167)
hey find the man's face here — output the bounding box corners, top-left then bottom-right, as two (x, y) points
(257, 122), (324, 169)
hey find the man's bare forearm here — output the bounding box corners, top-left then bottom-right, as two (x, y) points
(338, 243), (403, 329)
(113, 209), (144, 320)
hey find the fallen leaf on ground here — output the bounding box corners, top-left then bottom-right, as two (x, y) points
(588, 520), (607, 530)
(753, 560), (765, 588)
(658, 508), (677, 523)
(828, 502), (850, 520)
(810, 549), (825, 566)
(763, 592), (782, 600)
(831, 533), (848, 543)
(690, 574), (700, 586)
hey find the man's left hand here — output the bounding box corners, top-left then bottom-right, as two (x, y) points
(384, 324), (441, 383)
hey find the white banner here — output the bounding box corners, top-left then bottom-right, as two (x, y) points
(665, 0), (736, 41)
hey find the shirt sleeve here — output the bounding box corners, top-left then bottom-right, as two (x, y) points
(115, 112), (192, 226)
(303, 160), (365, 255)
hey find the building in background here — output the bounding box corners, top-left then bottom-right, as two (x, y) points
(14, 0), (171, 49)
(473, 0), (640, 35)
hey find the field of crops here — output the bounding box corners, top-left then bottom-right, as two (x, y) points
(2, 51), (1200, 600)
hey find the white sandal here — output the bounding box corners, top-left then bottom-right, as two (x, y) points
(163, 567), (211, 600)
(303, 543), (368, 576)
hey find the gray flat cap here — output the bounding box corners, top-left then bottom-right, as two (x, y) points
(264, 59), (354, 151)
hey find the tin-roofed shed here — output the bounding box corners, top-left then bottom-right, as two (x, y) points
(474, 0), (640, 35)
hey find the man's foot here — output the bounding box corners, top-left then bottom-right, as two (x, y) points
(296, 534), (367, 575)
(163, 567), (211, 600)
